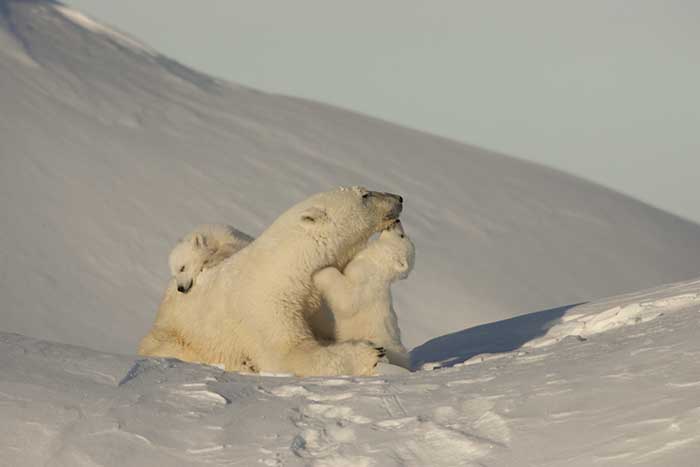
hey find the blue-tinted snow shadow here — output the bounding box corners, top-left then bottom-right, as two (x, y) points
(410, 303), (582, 370)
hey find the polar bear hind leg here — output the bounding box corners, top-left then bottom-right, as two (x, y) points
(138, 327), (204, 364)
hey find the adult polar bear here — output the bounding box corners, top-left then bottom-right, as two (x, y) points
(139, 187), (403, 376)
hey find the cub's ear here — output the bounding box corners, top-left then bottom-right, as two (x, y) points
(193, 233), (208, 248)
(300, 206), (329, 225)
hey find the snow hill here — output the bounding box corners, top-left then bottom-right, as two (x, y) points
(2, 0), (700, 355)
(1, 278), (699, 466)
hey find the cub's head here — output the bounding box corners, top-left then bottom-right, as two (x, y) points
(371, 220), (416, 281)
(168, 233), (215, 293)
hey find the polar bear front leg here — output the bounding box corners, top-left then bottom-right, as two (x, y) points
(263, 338), (384, 377)
(254, 333), (386, 376)
(313, 267), (359, 320)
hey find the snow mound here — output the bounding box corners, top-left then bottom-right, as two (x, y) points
(526, 289), (700, 349)
(413, 278), (700, 370)
(1, 278), (699, 466)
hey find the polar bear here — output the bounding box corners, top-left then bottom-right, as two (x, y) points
(139, 187), (403, 376)
(313, 220), (415, 369)
(169, 224), (253, 293)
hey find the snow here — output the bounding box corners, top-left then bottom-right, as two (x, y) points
(53, 5), (155, 55)
(2, 1), (700, 465)
(1, 278), (699, 466)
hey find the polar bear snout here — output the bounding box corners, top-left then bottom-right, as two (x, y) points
(389, 193), (403, 204)
(376, 191), (403, 222)
(177, 280), (193, 294)
(382, 192), (403, 205)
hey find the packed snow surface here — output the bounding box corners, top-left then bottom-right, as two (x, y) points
(1, 278), (699, 466)
(2, 0), (700, 356)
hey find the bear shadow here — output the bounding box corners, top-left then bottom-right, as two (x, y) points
(410, 302), (582, 370)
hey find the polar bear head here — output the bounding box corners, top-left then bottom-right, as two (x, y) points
(168, 233), (215, 293)
(262, 186), (404, 271)
(356, 219), (416, 281)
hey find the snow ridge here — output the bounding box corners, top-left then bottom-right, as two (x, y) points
(53, 5), (155, 55)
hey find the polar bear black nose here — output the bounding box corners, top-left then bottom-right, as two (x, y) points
(177, 281), (193, 293)
(397, 195), (403, 203)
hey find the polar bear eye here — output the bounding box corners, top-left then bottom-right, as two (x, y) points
(179, 266), (186, 272)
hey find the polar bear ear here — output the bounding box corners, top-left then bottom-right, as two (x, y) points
(193, 233), (208, 248)
(300, 206), (329, 225)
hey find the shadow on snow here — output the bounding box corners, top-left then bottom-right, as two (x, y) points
(410, 303), (583, 370)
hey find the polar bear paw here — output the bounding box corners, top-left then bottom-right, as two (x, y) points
(340, 341), (386, 376)
(374, 346), (387, 363)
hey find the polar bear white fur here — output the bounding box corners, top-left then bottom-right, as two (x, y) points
(313, 220), (415, 369)
(139, 187), (403, 376)
(169, 224), (253, 294)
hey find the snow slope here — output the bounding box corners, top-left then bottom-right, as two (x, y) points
(1, 278), (699, 466)
(2, 0), (700, 358)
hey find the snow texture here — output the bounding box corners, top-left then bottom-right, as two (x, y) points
(2, 0), (700, 356)
(1, 278), (699, 466)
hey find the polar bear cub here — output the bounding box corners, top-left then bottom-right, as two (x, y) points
(313, 219), (415, 369)
(169, 224), (253, 293)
